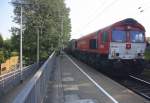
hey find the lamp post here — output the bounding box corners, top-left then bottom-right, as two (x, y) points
(59, 15), (64, 53)
(10, 1), (32, 83)
(20, 4), (23, 82)
(34, 26), (44, 67)
(61, 16), (64, 51)
(37, 28), (39, 67)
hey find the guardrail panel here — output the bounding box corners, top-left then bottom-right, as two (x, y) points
(0, 63), (38, 96)
(13, 51), (55, 103)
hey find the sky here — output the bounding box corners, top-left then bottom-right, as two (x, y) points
(0, 0), (14, 40)
(65, 0), (150, 39)
(0, 0), (150, 40)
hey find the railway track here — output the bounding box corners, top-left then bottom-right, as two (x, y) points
(116, 75), (150, 100)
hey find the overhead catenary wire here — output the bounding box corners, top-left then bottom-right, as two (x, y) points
(74, 0), (119, 37)
(70, 0), (108, 38)
(84, 0), (108, 22)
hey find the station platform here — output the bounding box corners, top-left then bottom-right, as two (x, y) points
(43, 54), (150, 103)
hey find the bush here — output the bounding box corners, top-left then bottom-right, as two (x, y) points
(0, 51), (4, 63)
(145, 51), (150, 61)
(11, 52), (19, 56)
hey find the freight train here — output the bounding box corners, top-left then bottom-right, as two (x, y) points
(67, 18), (147, 76)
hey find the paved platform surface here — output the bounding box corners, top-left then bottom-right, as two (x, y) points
(44, 54), (150, 103)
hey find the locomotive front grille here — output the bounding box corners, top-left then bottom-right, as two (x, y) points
(109, 42), (146, 59)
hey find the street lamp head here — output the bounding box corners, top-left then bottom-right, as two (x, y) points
(140, 10), (144, 13)
(138, 7), (142, 9)
(9, 1), (33, 6)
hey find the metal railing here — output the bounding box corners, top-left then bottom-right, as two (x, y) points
(0, 64), (38, 96)
(12, 51), (55, 103)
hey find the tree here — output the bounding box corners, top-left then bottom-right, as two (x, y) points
(0, 35), (15, 63)
(10, 30), (20, 52)
(0, 34), (4, 48)
(11, 0), (71, 64)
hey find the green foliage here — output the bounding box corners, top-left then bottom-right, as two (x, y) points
(0, 34), (4, 48)
(3, 51), (11, 60)
(11, 0), (71, 65)
(3, 39), (12, 51)
(0, 33), (19, 64)
(11, 52), (19, 56)
(145, 51), (150, 60)
(0, 51), (4, 63)
(0, 34), (14, 63)
(10, 28), (20, 52)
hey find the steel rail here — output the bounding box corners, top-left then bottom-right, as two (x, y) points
(121, 75), (150, 100)
(129, 75), (150, 85)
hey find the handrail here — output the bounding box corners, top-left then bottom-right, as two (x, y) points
(0, 62), (39, 97)
(12, 51), (55, 103)
(0, 64), (34, 82)
(0, 64), (32, 78)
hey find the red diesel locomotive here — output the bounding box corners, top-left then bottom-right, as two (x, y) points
(68, 18), (146, 76)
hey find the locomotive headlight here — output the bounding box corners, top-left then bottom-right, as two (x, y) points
(112, 50), (115, 57)
(112, 49), (119, 57)
(137, 49), (144, 57)
(137, 53), (144, 56)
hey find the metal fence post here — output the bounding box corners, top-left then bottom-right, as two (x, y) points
(2, 76), (4, 88)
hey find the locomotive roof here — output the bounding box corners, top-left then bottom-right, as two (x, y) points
(111, 18), (145, 31)
(77, 18), (145, 40)
(118, 18), (138, 25)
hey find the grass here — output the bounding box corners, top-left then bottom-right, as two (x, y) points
(142, 69), (150, 78)
(144, 50), (150, 61)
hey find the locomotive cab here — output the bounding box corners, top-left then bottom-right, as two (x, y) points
(109, 29), (146, 60)
(107, 19), (146, 75)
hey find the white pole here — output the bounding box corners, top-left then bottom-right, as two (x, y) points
(9, 2), (33, 82)
(20, 4), (23, 82)
(37, 28), (39, 67)
(60, 16), (63, 51)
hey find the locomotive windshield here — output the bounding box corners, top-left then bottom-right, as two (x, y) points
(112, 30), (126, 42)
(130, 31), (144, 43)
